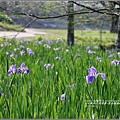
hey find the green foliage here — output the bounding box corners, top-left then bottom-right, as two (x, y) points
(0, 12), (13, 24)
(35, 29), (117, 47)
(0, 22), (24, 31)
(0, 12), (23, 31)
(37, 36), (42, 41)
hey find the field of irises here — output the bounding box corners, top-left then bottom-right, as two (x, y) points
(0, 37), (120, 119)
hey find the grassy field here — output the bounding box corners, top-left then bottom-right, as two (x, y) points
(0, 22), (24, 32)
(33, 29), (117, 46)
(0, 30), (120, 118)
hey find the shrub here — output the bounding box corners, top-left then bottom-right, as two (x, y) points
(0, 12), (14, 24)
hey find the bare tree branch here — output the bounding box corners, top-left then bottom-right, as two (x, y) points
(0, 4), (116, 21)
(72, 1), (119, 16)
(109, 1), (120, 6)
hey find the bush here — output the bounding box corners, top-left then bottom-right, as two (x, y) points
(0, 12), (14, 24)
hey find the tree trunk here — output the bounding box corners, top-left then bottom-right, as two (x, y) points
(116, 14), (120, 48)
(110, 15), (118, 33)
(67, 1), (74, 45)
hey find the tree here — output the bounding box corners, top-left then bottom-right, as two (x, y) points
(72, 1), (120, 48)
(111, 15), (118, 33)
(100, 1), (119, 33)
(67, 1), (74, 45)
(116, 14), (120, 48)
(110, 2), (119, 33)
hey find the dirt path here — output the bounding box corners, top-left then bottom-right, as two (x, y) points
(0, 28), (48, 39)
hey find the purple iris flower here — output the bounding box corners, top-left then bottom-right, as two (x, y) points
(61, 94), (65, 101)
(86, 66), (106, 84)
(8, 63), (30, 75)
(111, 60), (120, 66)
(46, 40), (52, 44)
(86, 66), (97, 84)
(24, 39), (28, 43)
(44, 63), (53, 69)
(0, 90), (3, 95)
(28, 50), (34, 55)
(7, 65), (16, 76)
(18, 63), (30, 74)
(20, 50), (25, 56)
(86, 75), (95, 84)
(96, 56), (101, 62)
(55, 38), (63, 44)
(38, 41), (42, 45)
(86, 46), (91, 50)
(10, 53), (14, 57)
(44, 44), (51, 49)
(109, 54), (113, 58)
(88, 50), (96, 55)
(20, 45), (25, 49)
(76, 54), (80, 58)
(106, 50), (111, 53)
(88, 66), (97, 76)
(27, 48), (34, 55)
(97, 73), (106, 81)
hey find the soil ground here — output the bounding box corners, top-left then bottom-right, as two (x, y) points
(0, 28), (48, 39)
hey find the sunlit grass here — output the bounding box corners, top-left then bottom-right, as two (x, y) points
(34, 29), (117, 46)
